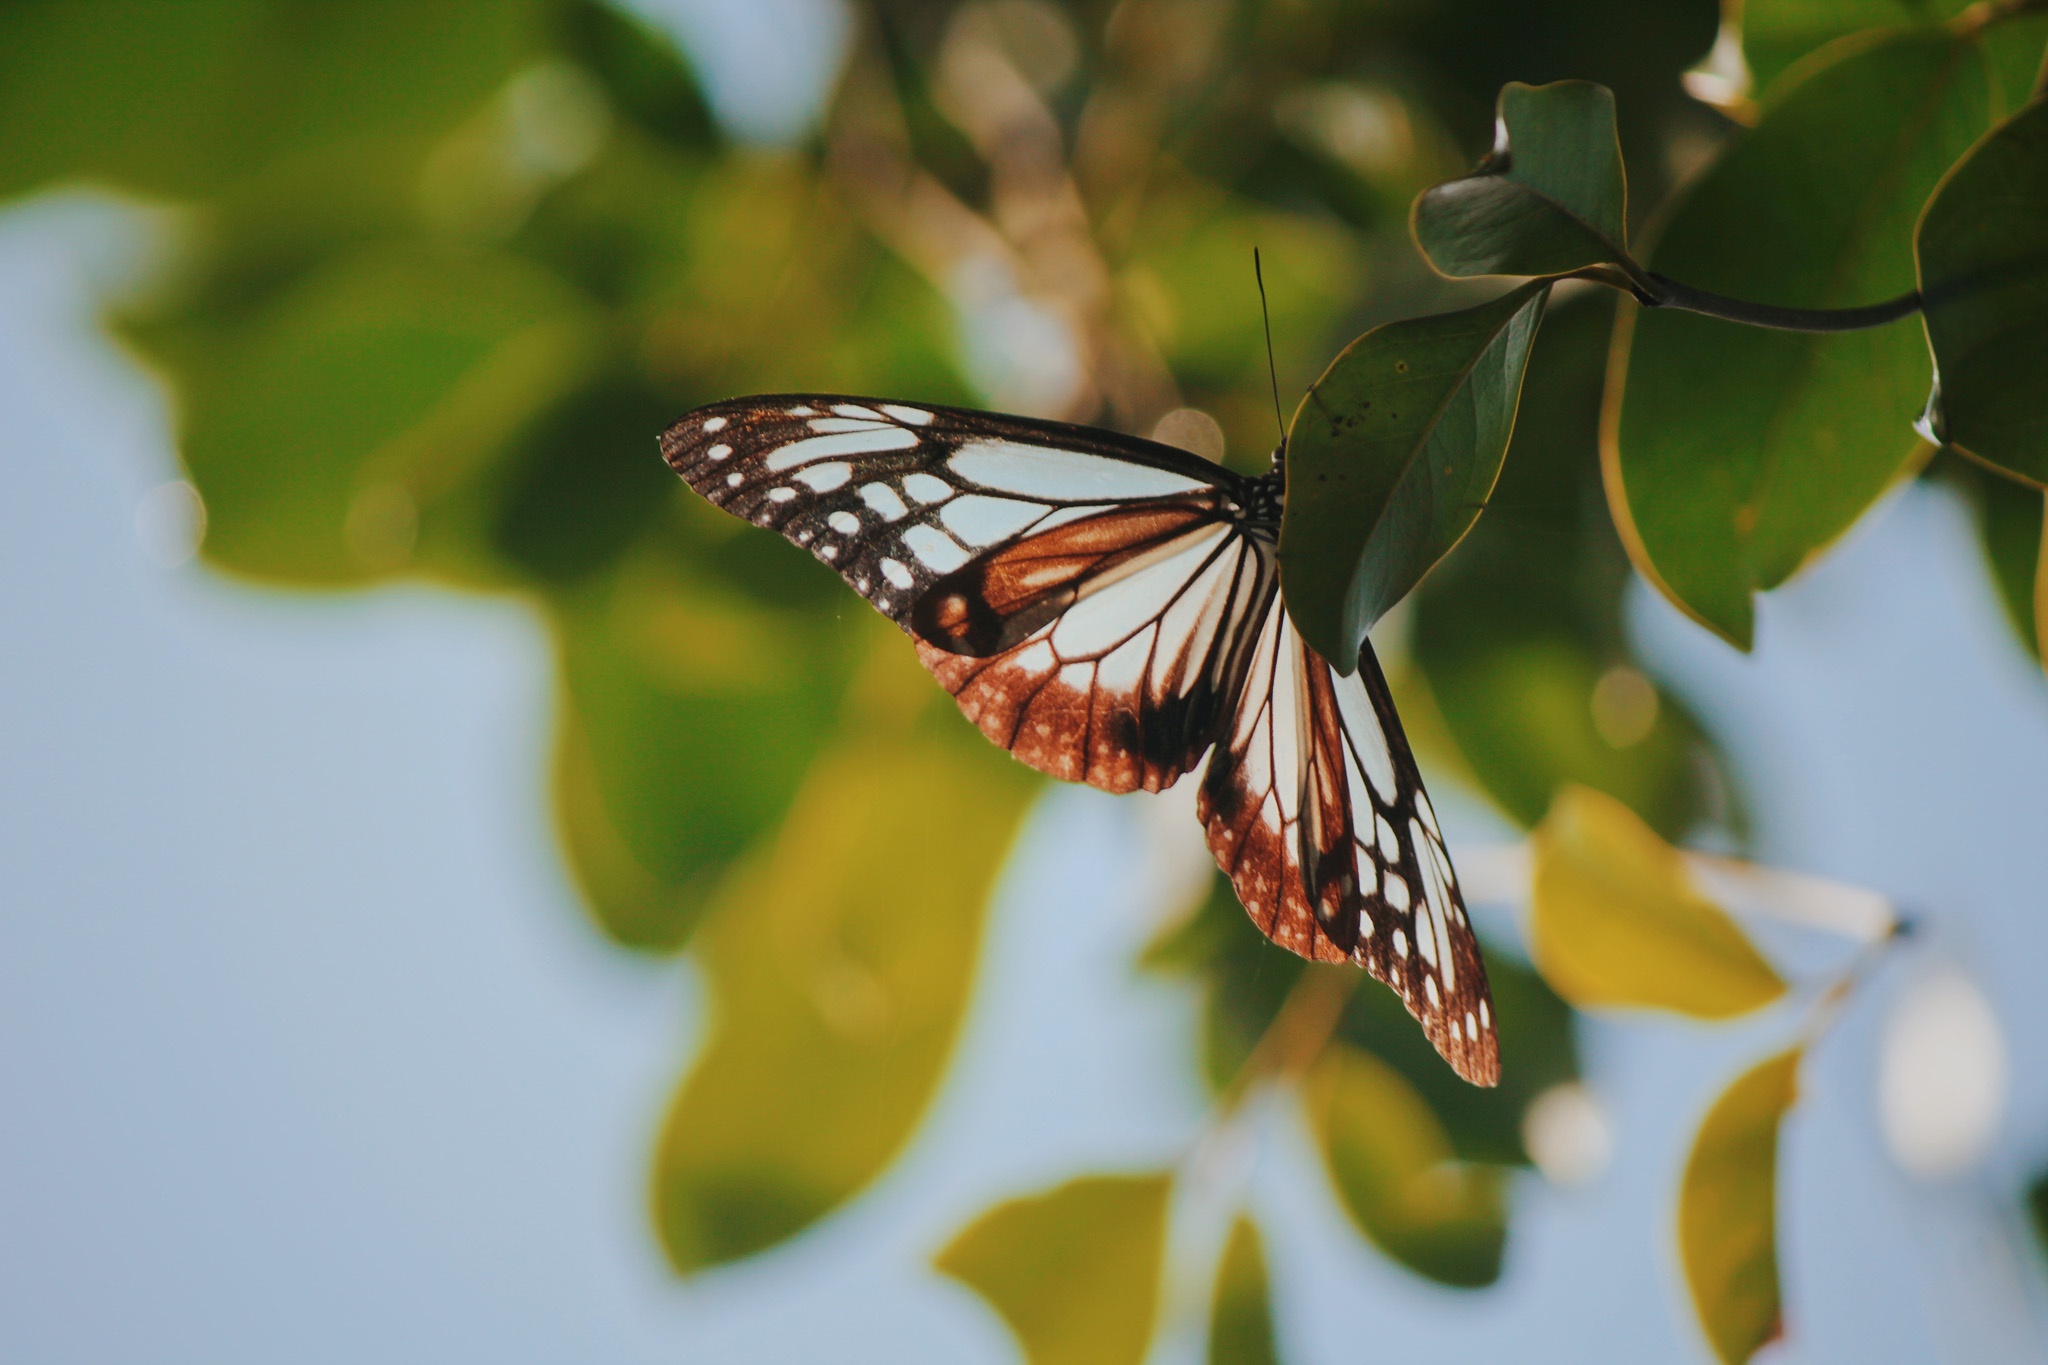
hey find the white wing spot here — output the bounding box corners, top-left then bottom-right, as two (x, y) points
(940, 494), (1053, 546)
(1425, 976), (1440, 1008)
(795, 461), (852, 491)
(880, 557), (914, 590)
(726, 472), (743, 487)
(702, 416), (728, 433)
(707, 443), (732, 461)
(1479, 1001), (1491, 1029)
(856, 578), (869, 591)
(903, 472), (954, 504)
(828, 511), (861, 536)
(765, 426), (918, 470)
(788, 405), (816, 417)
(1465, 1012), (1477, 1040)
(767, 487), (796, 503)
(902, 523), (970, 573)
(880, 404), (935, 425)
(860, 482), (909, 521)
(796, 529), (812, 543)
(947, 440), (1211, 500)
(820, 545), (838, 559)
(1013, 640), (1055, 675)
(807, 417), (889, 434)
(833, 403), (885, 420)
(1375, 814), (1399, 860)
(1392, 927), (1409, 958)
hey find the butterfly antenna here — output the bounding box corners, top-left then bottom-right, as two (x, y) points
(1254, 248), (1285, 462)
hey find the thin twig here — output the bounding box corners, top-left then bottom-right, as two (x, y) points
(1641, 272), (1924, 332)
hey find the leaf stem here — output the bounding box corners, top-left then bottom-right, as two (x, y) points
(1640, 272), (1924, 332)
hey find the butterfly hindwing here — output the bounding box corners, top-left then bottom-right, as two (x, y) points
(1198, 605), (1500, 1086)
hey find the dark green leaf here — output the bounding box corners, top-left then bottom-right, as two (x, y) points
(1608, 29), (1992, 646)
(1531, 786), (1786, 1018)
(934, 1173), (1174, 1365)
(1917, 96), (2048, 482)
(1414, 81), (1632, 280)
(654, 716), (1036, 1270)
(1412, 294), (1732, 840)
(553, 0), (718, 153)
(1280, 281), (1549, 669)
(1302, 1044), (1507, 1287)
(1681, 1050), (1802, 1365)
(1733, 0), (1975, 96)
(2027, 1167), (2048, 1259)
(1207, 1216), (1281, 1365)
(127, 243), (602, 585)
(0, 0), (540, 203)
(545, 554), (855, 950)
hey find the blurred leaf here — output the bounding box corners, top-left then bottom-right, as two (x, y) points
(1939, 452), (2047, 667)
(934, 1173), (1174, 1365)
(1414, 81), (1633, 280)
(1208, 1216), (1281, 1365)
(1917, 96), (2048, 482)
(552, 0), (718, 154)
(1607, 29), (1991, 647)
(1681, 1049), (1801, 1365)
(0, 0), (540, 203)
(1147, 874), (1580, 1168)
(653, 717), (1034, 1270)
(1412, 295), (1731, 841)
(2028, 1167), (2048, 1259)
(124, 242), (602, 585)
(1280, 281), (1550, 669)
(1302, 1043), (1508, 1287)
(1734, 0), (1975, 95)
(546, 549), (856, 949)
(1531, 786), (1785, 1017)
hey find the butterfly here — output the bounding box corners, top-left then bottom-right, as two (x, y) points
(661, 396), (1498, 1085)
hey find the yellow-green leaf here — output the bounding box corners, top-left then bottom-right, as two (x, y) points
(652, 724), (1034, 1270)
(1530, 786), (1785, 1018)
(1681, 1049), (1802, 1364)
(935, 1173), (1174, 1365)
(1301, 1044), (1506, 1287)
(1208, 1216), (1281, 1365)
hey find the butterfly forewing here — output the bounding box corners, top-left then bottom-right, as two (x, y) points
(1199, 609), (1499, 1086)
(661, 394), (1243, 632)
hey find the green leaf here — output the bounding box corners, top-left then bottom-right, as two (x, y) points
(1207, 1216), (1281, 1365)
(1530, 786), (1786, 1018)
(2027, 1166), (2048, 1259)
(0, 0), (541, 203)
(934, 1173), (1174, 1365)
(125, 243), (602, 586)
(1917, 96), (2048, 482)
(653, 717), (1034, 1270)
(1279, 281), (1549, 670)
(1681, 1049), (1802, 1365)
(545, 551), (855, 949)
(1607, 29), (1992, 646)
(1303, 1044), (1507, 1286)
(1731, 0), (1976, 97)
(1413, 81), (1632, 280)
(1413, 295), (1733, 841)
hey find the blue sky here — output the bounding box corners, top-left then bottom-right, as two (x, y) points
(4, 7), (2048, 1361)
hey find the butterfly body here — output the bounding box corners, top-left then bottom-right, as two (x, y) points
(662, 395), (1498, 1085)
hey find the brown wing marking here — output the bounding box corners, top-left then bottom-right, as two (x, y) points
(916, 504), (1273, 795)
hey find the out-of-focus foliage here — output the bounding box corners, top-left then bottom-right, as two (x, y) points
(934, 1173), (1173, 1365)
(9, 0), (2045, 1359)
(1279, 279), (1549, 668)
(653, 660), (1034, 1269)
(1207, 1216), (1282, 1365)
(1680, 1050), (1802, 1365)
(1413, 81), (1632, 281)
(1530, 786), (1785, 1017)
(1608, 29), (1988, 647)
